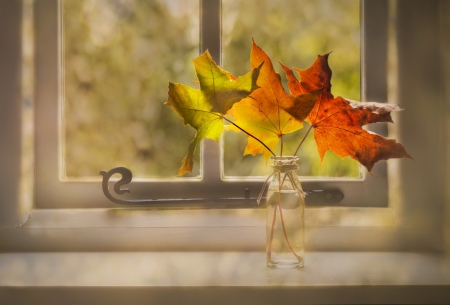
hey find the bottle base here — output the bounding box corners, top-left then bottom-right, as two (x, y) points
(267, 259), (304, 269)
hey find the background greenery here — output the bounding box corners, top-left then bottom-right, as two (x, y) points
(63, 0), (360, 178)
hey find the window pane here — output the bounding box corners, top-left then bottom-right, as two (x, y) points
(63, 0), (199, 178)
(222, 0), (360, 177)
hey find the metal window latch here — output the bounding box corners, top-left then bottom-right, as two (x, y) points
(304, 190), (344, 206)
(100, 167), (344, 207)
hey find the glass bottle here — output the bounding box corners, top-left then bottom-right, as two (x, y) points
(266, 156), (305, 268)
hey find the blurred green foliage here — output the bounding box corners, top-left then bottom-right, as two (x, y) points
(63, 0), (360, 178)
(222, 0), (360, 177)
(64, 0), (199, 178)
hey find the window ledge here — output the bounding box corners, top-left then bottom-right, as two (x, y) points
(1, 252), (450, 304)
(0, 208), (441, 252)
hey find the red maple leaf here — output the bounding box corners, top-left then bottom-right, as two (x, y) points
(279, 54), (412, 172)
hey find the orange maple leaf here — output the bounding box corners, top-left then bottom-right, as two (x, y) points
(280, 53), (412, 172)
(226, 39), (320, 160)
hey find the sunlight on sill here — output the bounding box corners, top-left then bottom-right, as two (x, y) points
(22, 207), (396, 229)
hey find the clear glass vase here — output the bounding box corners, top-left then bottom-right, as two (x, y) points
(265, 156), (305, 268)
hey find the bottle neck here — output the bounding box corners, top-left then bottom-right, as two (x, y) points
(271, 156), (299, 173)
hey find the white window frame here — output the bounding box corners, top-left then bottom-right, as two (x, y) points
(0, 0), (448, 254)
(35, 0), (387, 209)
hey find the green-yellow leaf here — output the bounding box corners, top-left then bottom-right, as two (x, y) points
(166, 50), (260, 176)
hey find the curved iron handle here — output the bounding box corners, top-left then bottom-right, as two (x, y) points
(99, 167), (135, 205)
(100, 167), (344, 206)
(100, 167), (185, 205)
(99, 167), (218, 205)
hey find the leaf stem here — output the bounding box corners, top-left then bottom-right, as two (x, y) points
(267, 173), (303, 263)
(267, 202), (277, 261)
(294, 123), (314, 156)
(278, 203), (302, 260)
(278, 174), (302, 260)
(221, 115), (276, 157)
(280, 134), (283, 157)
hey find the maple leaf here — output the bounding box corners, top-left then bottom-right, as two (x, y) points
(166, 50), (261, 176)
(226, 39), (320, 160)
(280, 53), (412, 172)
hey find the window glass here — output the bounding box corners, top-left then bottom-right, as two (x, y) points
(62, 0), (199, 178)
(222, 0), (360, 177)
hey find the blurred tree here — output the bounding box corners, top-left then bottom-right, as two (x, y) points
(64, 0), (199, 178)
(63, 0), (360, 178)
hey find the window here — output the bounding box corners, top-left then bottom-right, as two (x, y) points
(0, 0), (448, 254)
(34, 0), (388, 209)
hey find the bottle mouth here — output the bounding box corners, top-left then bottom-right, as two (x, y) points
(271, 156), (299, 170)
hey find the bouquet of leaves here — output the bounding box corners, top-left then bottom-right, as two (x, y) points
(166, 39), (411, 177)
(166, 39), (411, 262)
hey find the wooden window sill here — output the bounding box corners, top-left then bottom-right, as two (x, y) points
(1, 252), (450, 304)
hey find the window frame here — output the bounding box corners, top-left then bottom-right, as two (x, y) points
(34, 0), (387, 209)
(0, 0), (448, 254)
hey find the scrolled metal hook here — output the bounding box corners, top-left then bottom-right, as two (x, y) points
(100, 166), (200, 205)
(99, 167), (134, 205)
